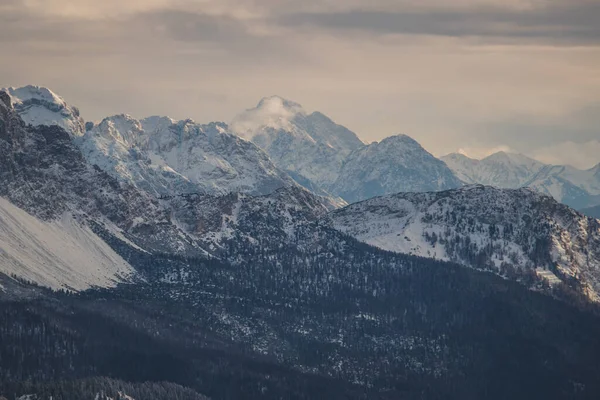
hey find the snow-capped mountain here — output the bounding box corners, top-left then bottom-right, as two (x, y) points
(0, 89), (206, 265)
(77, 114), (199, 197)
(330, 135), (463, 203)
(2, 85), (85, 136)
(78, 113), (295, 197)
(442, 151), (600, 210)
(4, 86), (600, 399)
(441, 151), (545, 187)
(328, 185), (600, 301)
(4, 86), (299, 199)
(230, 96), (364, 191)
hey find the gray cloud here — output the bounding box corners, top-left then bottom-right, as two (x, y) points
(278, 2), (600, 45)
(135, 10), (253, 43)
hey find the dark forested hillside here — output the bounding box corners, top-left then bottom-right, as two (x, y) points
(2, 224), (600, 400)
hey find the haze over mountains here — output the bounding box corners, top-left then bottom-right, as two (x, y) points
(442, 152), (600, 211)
(2, 85), (600, 399)
(5, 85), (600, 213)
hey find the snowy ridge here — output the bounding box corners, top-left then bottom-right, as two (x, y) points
(0, 197), (134, 291)
(443, 151), (600, 210)
(328, 185), (600, 301)
(0, 89), (208, 259)
(3, 86), (297, 199)
(78, 113), (297, 197)
(441, 151), (545, 187)
(2, 85), (85, 136)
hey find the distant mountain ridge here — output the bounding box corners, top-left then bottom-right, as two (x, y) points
(330, 134), (463, 203)
(231, 96), (464, 202)
(3, 85), (599, 211)
(442, 151), (600, 210)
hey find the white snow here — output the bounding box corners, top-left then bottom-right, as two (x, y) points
(0, 197), (135, 291)
(76, 114), (295, 197)
(230, 96), (365, 189)
(2, 85), (85, 136)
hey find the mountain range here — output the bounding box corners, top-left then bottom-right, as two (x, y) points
(5, 85), (600, 212)
(442, 151), (600, 211)
(1, 85), (600, 399)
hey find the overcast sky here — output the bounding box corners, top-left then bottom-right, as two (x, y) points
(1, 0), (599, 168)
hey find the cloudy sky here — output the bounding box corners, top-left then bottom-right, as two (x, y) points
(1, 0), (599, 168)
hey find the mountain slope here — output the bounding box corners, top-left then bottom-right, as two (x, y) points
(140, 116), (295, 195)
(328, 185), (600, 301)
(230, 96), (364, 191)
(0, 89), (205, 259)
(0, 197), (134, 291)
(525, 164), (600, 209)
(164, 186), (334, 254)
(331, 135), (463, 203)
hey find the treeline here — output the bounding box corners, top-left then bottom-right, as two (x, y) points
(1, 377), (207, 400)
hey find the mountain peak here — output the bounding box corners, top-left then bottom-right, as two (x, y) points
(484, 151), (536, 164)
(231, 96), (306, 140)
(256, 96), (304, 114)
(331, 134), (462, 203)
(442, 152), (476, 162)
(3, 85), (63, 105)
(231, 97), (364, 190)
(2, 85), (85, 136)
(379, 134), (423, 149)
(93, 114), (143, 145)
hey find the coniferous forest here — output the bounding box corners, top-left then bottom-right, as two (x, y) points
(2, 224), (600, 399)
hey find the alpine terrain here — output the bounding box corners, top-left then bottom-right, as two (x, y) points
(1, 85), (600, 399)
(329, 185), (600, 302)
(231, 96), (364, 195)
